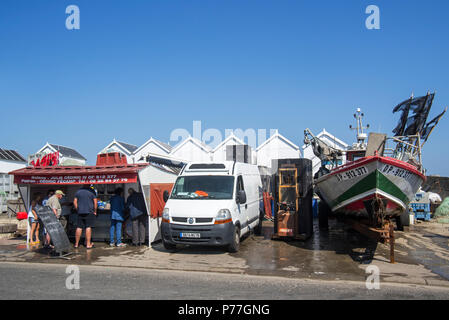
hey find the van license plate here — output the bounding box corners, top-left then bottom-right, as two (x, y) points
(180, 233), (200, 238)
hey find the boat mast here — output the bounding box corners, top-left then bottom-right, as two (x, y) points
(349, 108), (369, 150)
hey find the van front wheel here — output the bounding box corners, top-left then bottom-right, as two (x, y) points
(227, 225), (240, 253)
(254, 211), (263, 235)
(163, 239), (176, 251)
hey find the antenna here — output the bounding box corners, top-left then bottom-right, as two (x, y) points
(350, 108), (369, 147)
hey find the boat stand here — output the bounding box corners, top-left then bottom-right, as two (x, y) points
(347, 219), (395, 264)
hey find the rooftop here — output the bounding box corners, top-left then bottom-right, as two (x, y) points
(116, 141), (139, 153)
(48, 144), (87, 160)
(0, 148), (26, 162)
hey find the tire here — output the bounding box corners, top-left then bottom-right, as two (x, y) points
(397, 209), (410, 230)
(227, 225), (240, 253)
(396, 216), (404, 231)
(162, 238), (176, 251)
(318, 201), (330, 230)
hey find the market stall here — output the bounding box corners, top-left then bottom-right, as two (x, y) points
(9, 156), (179, 245)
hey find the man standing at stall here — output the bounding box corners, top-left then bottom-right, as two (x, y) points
(126, 188), (147, 246)
(47, 190), (67, 231)
(73, 185), (97, 249)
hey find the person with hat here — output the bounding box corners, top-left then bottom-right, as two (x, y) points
(47, 190), (64, 217)
(43, 189), (65, 248)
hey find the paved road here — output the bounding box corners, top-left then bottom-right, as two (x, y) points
(0, 262), (448, 300)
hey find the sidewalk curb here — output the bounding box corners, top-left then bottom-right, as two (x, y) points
(2, 258), (449, 290)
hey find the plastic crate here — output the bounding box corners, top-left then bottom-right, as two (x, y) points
(410, 202), (431, 212)
(414, 211), (431, 221)
(409, 202), (432, 221)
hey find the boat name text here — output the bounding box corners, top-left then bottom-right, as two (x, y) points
(380, 164), (413, 180)
(335, 166), (368, 182)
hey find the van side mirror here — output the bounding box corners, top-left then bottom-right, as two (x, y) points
(163, 190), (170, 203)
(236, 190), (247, 204)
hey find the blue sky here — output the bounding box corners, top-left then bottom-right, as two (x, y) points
(0, 0), (448, 175)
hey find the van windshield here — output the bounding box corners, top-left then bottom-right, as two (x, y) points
(170, 176), (235, 200)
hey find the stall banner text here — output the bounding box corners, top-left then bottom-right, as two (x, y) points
(30, 151), (60, 168)
(14, 173), (137, 185)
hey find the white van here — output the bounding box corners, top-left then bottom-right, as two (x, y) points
(161, 161), (264, 252)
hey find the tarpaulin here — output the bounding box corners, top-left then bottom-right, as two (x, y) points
(150, 183), (173, 218)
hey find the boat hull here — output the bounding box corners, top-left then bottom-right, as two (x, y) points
(315, 156), (425, 218)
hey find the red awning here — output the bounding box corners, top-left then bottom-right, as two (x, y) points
(10, 164), (149, 185)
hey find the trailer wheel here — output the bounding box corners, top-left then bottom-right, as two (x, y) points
(397, 209), (410, 231)
(396, 216), (403, 231)
(228, 225), (240, 253)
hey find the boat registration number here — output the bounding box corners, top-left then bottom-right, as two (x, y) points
(335, 166), (368, 182)
(180, 233), (201, 238)
(380, 164), (413, 180)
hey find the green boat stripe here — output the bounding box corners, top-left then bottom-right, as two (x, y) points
(332, 171), (409, 208)
(377, 172), (409, 205)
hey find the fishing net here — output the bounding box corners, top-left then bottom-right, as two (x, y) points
(434, 197), (449, 217)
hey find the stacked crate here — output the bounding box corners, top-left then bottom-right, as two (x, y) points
(409, 202), (431, 221)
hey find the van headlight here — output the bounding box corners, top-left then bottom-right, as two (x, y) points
(215, 209), (231, 224)
(162, 208), (170, 221)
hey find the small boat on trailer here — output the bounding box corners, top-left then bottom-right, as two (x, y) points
(305, 93), (446, 262)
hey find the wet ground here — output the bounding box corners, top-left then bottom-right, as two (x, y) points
(1, 218), (449, 287)
(237, 220), (381, 280)
(395, 222), (449, 281)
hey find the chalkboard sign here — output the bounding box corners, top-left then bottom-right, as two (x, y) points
(37, 206), (71, 253)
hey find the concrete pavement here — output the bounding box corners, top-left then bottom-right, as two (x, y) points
(0, 219), (449, 290)
(1, 261), (448, 300)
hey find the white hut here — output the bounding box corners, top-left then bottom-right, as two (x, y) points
(133, 137), (173, 163)
(302, 128), (348, 175)
(0, 148), (26, 212)
(98, 139), (139, 164)
(211, 134), (245, 162)
(256, 131), (301, 168)
(170, 136), (212, 163)
(31, 143), (86, 166)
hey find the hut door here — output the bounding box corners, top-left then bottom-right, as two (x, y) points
(149, 183), (174, 219)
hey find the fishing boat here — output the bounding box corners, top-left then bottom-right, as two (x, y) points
(305, 93), (446, 226)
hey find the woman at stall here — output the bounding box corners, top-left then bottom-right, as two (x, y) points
(110, 187), (126, 247)
(28, 194), (42, 245)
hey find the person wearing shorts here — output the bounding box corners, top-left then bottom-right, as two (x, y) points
(73, 185), (97, 249)
(28, 195), (41, 245)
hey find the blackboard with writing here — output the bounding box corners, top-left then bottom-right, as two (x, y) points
(37, 206), (71, 253)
